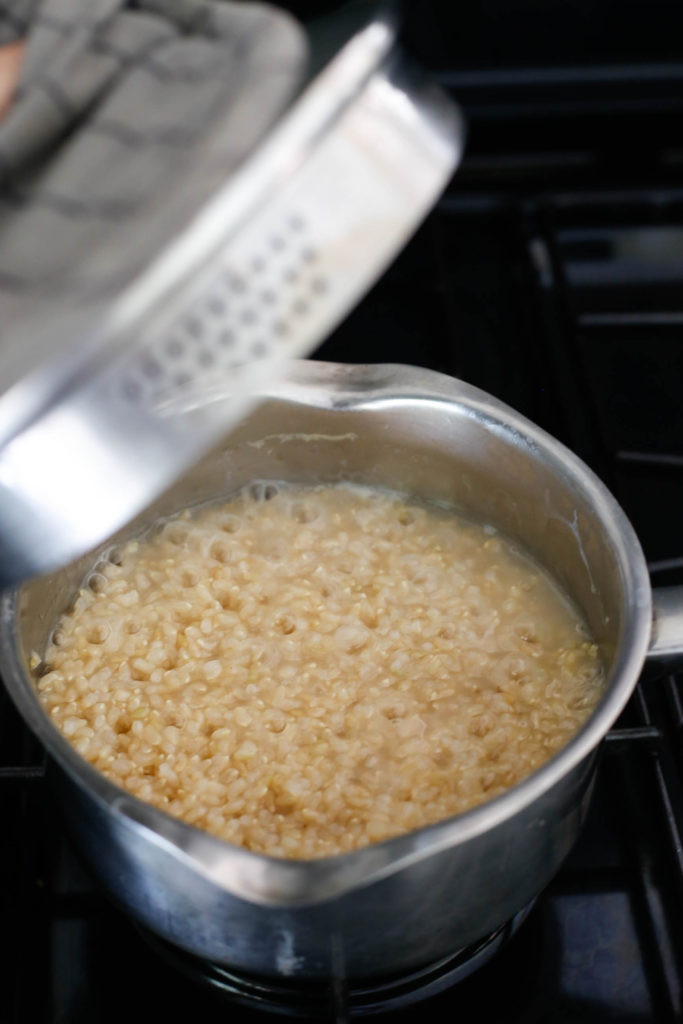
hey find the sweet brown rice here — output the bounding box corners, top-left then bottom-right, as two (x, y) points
(37, 484), (603, 859)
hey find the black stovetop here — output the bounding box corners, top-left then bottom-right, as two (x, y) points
(4, 29), (683, 1023)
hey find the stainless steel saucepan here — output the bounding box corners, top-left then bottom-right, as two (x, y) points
(2, 360), (682, 981)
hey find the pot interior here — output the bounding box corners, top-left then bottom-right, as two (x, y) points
(15, 376), (640, 691)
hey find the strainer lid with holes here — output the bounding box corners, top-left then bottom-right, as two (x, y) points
(0, 1), (464, 587)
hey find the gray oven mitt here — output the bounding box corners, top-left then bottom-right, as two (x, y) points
(0, 0), (308, 395)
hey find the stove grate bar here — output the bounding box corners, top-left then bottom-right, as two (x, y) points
(0, 763), (46, 781)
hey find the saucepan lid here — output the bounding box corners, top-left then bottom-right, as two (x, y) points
(0, 1), (464, 586)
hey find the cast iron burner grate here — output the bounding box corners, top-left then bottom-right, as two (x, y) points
(137, 902), (535, 1019)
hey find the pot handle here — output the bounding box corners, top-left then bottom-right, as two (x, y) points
(648, 586), (683, 674)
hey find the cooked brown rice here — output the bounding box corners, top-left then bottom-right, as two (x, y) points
(37, 484), (603, 859)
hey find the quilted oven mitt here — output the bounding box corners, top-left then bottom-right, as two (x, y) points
(0, 0), (308, 392)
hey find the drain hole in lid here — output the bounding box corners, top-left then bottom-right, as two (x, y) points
(219, 329), (235, 347)
(166, 337), (185, 358)
(197, 350), (215, 368)
(122, 379), (142, 402)
(261, 289), (276, 305)
(288, 214), (305, 232)
(311, 276), (328, 295)
(252, 257), (266, 274)
(272, 320), (288, 337)
(250, 341), (267, 358)
(207, 294), (226, 315)
(141, 358), (162, 379)
(230, 275), (247, 294)
(301, 246), (317, 264)
(270, 236), (285, 252)
(292, 299), (308, 316)
(184, 317), (203, 339)
(283, 267), (299, 284)
(241, 308), (257, 326)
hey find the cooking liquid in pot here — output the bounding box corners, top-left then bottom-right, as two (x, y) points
(37, 484), (603, 859)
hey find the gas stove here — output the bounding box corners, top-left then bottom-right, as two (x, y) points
(3, 5), (683, 1020)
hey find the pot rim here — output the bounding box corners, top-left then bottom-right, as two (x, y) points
(0, 360), (653, 906)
